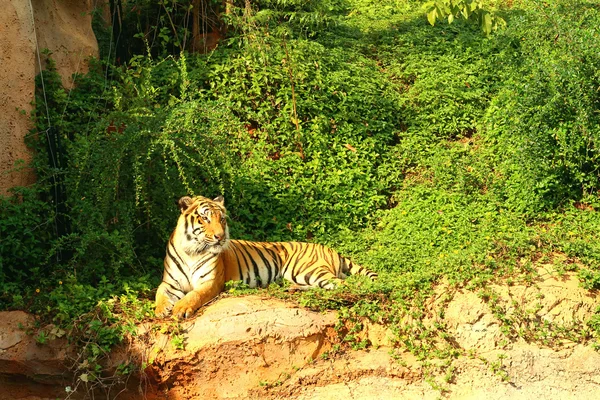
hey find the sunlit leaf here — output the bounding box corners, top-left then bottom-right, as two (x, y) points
(427, 9), (437, 26)
(482, 12), (492, 35)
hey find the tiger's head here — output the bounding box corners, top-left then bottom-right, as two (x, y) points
(175, 195), (230, 255)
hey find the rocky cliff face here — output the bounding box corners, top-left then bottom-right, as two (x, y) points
(0, 0), (100, 195)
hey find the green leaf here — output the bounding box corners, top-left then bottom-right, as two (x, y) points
(461, 6), (470, 19)
(427, 9), (438, 26)
(482, 12), (492, 35)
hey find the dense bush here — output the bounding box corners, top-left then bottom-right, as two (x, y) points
(2, 0), (600, 327)
(55, 33), (402, 277)
(482, 0), (600, 213)
(0, 187), (56, 291)
(2, 1), (403, 313)
(202, 37), (402, 237)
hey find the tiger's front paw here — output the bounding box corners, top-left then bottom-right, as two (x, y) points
(154, 302), (173, 319)
(171, 300), (197, 319)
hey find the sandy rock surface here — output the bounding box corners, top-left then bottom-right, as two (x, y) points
(0, 0), (99, 195)
(1, 269), (599, 399)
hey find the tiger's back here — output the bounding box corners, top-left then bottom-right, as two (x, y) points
(223, 240), (376, 290)
(155, 195), (377, 319)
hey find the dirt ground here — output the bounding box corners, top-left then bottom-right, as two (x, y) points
(132, 266), (600, 400)
(1, 266), (599, 399)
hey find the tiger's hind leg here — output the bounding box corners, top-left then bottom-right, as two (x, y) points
(342, 259), (377, 281)
(318, 275), (344, 289)
(286, 268), (344, 291)
(287, 283), (311, 292)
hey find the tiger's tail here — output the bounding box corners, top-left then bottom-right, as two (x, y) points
(341, 258), (377, 280)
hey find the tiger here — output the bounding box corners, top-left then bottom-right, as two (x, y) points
(154, 195), (377, 319)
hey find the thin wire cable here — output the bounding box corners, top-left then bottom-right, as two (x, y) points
(84, 0), (117, 134)
(61, 0), (104, 126)
(59, 48), (84, 125)
(27, 0), (60, 247)
(27, 0), (52, 130)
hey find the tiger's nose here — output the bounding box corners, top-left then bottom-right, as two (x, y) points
(214, 233), (223, 242)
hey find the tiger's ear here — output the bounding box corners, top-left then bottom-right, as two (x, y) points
(213, 195), (225, 206)
(178, 196), (194, 213)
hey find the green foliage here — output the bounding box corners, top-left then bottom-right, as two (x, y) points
(243, 0), (348, 37)
(0, 187), (56, 295)
(588, 307), (600, 349)
(66, 288), (154, 392)
(201, 36), (401, 238)
(44, 275), (155, 325)
(104, 0), (208, 61)
(482, 0), (600, 213)
(480, 354), (511, 382)
(423, 0), (506, 35)
(66, 58), (250, 275)
(334, 185), (536, 287)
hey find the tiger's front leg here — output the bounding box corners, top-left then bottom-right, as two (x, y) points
(171, 262), (225, 319)
(155, 282), (176, 318)
(171, 279), (224, 319)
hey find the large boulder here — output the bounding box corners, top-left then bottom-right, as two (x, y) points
(129, 296), (340, 399)
(0, 311), (74, 400)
